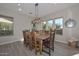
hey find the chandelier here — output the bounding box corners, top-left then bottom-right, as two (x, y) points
(32, 3), (41, 24)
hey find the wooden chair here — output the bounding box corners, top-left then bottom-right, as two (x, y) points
(27, 32), (33, 50)
(23, 31), (41, 53)
(30, 31), (41, 55)
(42, 29), (56, 56)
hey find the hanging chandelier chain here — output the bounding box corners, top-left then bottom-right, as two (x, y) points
(35, 3), (39, 19)
(32, 3), (41, 24)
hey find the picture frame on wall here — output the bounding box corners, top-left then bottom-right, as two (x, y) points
(0, 15), (14, 36)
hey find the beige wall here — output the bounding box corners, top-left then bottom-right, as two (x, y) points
(41, 4), (79, 44)
(0, 8), (32, 45)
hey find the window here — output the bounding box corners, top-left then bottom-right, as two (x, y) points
(54, 18), (63, 35)
(42, 20), (53, 31)
(47, 20), (53, 28)
(55, 18), (63, 29)
(42, 21), (47, 30)
(42, 17), (63, 35)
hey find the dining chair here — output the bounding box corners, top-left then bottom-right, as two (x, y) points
(31, 31), (41, 55)
(27, 32), (33, 50)
(42, 29), (56, 56)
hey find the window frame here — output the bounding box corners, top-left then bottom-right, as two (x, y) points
(53, 17), (64, 35)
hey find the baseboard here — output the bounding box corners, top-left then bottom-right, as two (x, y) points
(0, 40), (21, 45)
(55, 40), (67, 44)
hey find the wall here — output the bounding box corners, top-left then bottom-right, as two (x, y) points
(0, 8), (32, 45)
(70, 5), (79, 40)
(41, 4), (79, 44)
(0, 4), (79, 45)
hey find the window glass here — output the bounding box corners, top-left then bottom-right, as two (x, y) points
(55, 18), (63, 29)
(54, 18), (63, 35)
(47, 20), (53, 30)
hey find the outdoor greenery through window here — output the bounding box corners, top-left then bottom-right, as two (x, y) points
(42, 17), (63, 35)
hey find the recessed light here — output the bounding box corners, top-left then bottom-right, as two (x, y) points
(18, 3), (21, 6)
(18, 8), (22, 11)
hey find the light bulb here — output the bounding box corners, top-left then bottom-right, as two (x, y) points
(43, 22), (46, 24)
(18, 3), (21, 6)
(18, 8), (22, 11)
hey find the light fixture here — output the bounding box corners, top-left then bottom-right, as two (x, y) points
(43, 21), (46, 24)
(17, 3), (22, 12)
(32, 3), (41, 24)
(18, 8), (22, 11)
(17, 3), (21, 6)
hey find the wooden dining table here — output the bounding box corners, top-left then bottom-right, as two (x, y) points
(36, 33), (50, 54)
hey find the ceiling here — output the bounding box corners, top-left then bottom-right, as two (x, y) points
(0, 3), (78, 17)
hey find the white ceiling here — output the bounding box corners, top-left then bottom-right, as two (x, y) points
(0, 3), (78, 17)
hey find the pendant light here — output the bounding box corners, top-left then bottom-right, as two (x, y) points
(32, 3), (40, 24)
